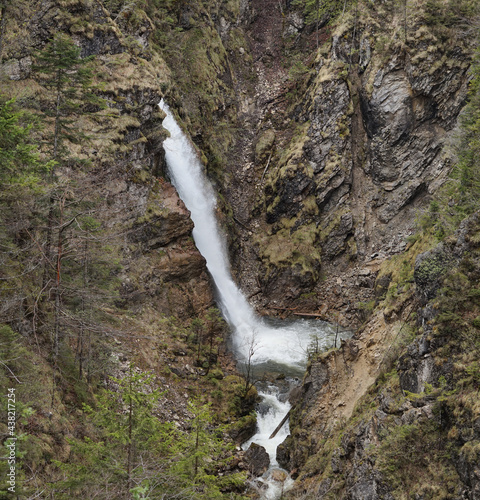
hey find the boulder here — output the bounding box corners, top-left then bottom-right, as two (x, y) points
(276, 435), (292, 469)
(244, 443), (270, 476)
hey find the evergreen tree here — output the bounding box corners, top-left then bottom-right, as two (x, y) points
(52, 367), (178, 498)
(51, 371), (246, 499)
(33, 33), (103, 166)
(0, 96), (51, 188)
(0, 97), (52, 343)
(32, 34), (114, 403)
(294, 0), (346, 26)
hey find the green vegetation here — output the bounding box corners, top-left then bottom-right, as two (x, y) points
(257, 221), (321, 281)
(0, 96), (51, 187)
(293, 0), (350, 26)
(46, 369), (247, 499)
(33, 33), (104, 166)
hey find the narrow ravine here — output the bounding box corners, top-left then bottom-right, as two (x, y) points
(159, 100), (350, 498)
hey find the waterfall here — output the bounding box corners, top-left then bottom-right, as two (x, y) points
(159, 100), (350, 499)
(159, 100), (347, 373)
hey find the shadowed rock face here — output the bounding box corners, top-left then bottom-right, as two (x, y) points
(244, 443), (270, 476)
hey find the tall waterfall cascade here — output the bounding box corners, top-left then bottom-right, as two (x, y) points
(159, 100), (350, 499)
(159, 100), (347, 372)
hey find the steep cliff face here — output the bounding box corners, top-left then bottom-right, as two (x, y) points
(221, 0), (474, 324)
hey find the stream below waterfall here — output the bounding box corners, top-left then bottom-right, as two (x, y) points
(159, 101), (351, 499)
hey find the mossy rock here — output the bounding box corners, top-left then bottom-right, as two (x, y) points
(227, 413), (257, 444)
(255, 129), (276, 162)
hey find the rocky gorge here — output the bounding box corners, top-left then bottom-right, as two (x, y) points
(0, 0), (479, 498)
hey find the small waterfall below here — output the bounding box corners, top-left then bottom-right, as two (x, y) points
(159, 100), (350, 498)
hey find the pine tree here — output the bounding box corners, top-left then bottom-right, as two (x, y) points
(32, 34), (110, 402)
(33, 33), (103, 167)
(0, 97), (52, 341)
(33, 33), (100, 295)
(51, 367), (176, 498)
(0, 96), (51, 188)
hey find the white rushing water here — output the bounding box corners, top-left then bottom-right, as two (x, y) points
(159, 100), (351, 498)
(242, 384), (295, 499)
(159, 100), (349, 373)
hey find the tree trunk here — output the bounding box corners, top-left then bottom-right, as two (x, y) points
(51, 196), (65, 408)
(76, 240), (88, 379)
(194, 423), (199, 478)
(127, 366), (133, 491)
(0, 5), (7, 65)
(53, 196), (65, 359)
(42, 85), (62, 294)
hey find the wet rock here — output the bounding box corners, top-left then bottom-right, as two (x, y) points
(270, 469), (288, 482)
(276, 435), (292, 469)
(228, 415), (257, 445)
(244, 443), (270, 476)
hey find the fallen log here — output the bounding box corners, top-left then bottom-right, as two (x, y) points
(269, 306), (298, 312)
(269, 409), (292, 439)
(233, 216), (250, 231)
(261, 151), (273, 182)
(248, 289), (262, 299)
(268, 306), (325, 318)
(292, 311), (325, 318)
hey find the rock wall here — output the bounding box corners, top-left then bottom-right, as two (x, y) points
(222, 0), (474, 321)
